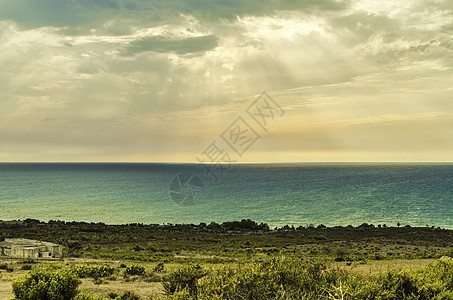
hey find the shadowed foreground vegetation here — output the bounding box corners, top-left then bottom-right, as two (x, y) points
(163, 258), (453, 299)
(1, 219), (453, 299)
(9, 258), (453, 299)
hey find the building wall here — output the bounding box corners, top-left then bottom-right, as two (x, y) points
(0, 239), (63, 259)
(51, 245), (64, 257)
(9, 245), (62, 259)
(22, 248), (39, 259)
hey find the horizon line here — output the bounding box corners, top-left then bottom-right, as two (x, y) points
(1, 161), (453, 164)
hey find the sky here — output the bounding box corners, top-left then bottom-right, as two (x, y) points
(0, 0), (452, 162)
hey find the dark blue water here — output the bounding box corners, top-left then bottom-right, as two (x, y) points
(0, 163), (452, 228)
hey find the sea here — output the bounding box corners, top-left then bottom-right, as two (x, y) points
(0, 163), (452, 229)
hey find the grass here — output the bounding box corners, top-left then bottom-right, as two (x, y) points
(161, 257), (453, 299)
(5, 257), (453, 299)
(1, 219), (452, 263)
(1, 219), (453, 299)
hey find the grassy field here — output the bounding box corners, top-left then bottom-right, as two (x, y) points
(1, 219), (453, 299)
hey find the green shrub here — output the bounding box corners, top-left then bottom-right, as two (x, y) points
(20, 265), (33, 271)
(417, 259), (453, 298)
(132, 245), (144, 251)
(163, 264), (207, 296)
(197, 258), (328, 299)
(153, 262), (165, 273)
(74, 291), (140, 300)
(75, 291), (109, 300)
(441, 248), (453, 258)
(162, 258), (453, 300)
(124, 265), (145, 276)
(165, 288), (194, 300)
(107, 291), (119, 299)
(12, 268), (80, 300)
(378, 270), (419, 299)
(118, 291), (140, 300)
(93, 277), (104, 285)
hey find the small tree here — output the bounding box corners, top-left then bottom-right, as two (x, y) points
(12, 268), (81, 300)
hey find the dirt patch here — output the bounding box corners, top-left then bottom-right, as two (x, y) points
(0, 270), (25, 300)
(80, 278), (164, 299)
(0, 280), (14, 300)
(336, 258), (436, 274)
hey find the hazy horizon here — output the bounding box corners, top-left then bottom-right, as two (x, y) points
(2, 161), (453, 164)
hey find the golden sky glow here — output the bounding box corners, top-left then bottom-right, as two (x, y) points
(0, 0), (452, 162)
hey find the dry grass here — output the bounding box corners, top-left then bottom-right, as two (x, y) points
(0, 257), (443, 300)
(79, 278), (164, 299)
(336, 258), (436, 274)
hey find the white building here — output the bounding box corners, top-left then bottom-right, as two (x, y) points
(0, 238), (63, 259)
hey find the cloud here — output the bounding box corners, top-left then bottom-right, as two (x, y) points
(328, 11), (400, 46)
(181, 0), (351, 20)
(0, 0), (353, 31)
(0, 0), (452, 162)
(122, 34), (219, 56)
(0, 0), (89, 28)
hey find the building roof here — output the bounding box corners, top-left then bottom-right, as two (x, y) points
(0, 238), (61, 248)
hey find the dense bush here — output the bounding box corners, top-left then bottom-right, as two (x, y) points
(441, 248), (453, 258)
(72, 265), (115, 278)
(163, 264), (207, 296)
(107, 291), (119, 299)
(20, 265), (33, 270)
(124, 265), (145, 276)
(75, 291), (109, 300)
(154, 262), (165, 273)
(76, 291), (140, 300)
(195, 258), (328, 299)
(220, 219), (269, 231)
(0, 264), (14, 272)
(118, 291), (140, 300)
(12, 268), (80, 300)
(164, 258), (453, 300)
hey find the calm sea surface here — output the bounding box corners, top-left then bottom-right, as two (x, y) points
(0, 163), (452, 229)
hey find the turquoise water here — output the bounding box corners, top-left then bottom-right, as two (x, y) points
(0, 163), (452, 228)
